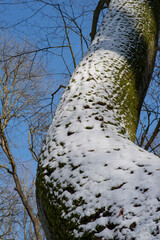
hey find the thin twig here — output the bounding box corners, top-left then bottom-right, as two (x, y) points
(58, 4), (77, 69)
(51, 84), (66, 115)
(1, 45), (69, 62)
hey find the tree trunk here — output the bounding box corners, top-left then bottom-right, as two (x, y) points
(36, 0), (160, 239)
(0, 122), (43, 240)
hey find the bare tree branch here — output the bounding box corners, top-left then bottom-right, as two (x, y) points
(144, 118), (160, 150)
(28, 128), (39, 162)
(58, 4), (77, 69)
(0, 163), (12, 174)
(0, 45), (69, 62)
(51, 84), (66, 115)
(90, 0), (110, 41)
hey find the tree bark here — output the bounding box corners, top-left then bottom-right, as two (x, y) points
(36, 0), (160, 239)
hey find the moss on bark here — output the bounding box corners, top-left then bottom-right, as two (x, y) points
(36, 1), (160, 239)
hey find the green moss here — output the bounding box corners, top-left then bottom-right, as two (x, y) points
(117, 128), (126, 136)
(96, 101), (106, 106)
(48, 145), (51, 154)
(107, 105), (113, 110)
(46, 164), (56, 176)
(86, 78), (92, 81)
(49, 156), (56, 162)
(113, 148), (120, 151)
(73, 197), (85, 207)
(60, 142), (65, 147)
(83, 105), (90, 109)
(58, 162), (66, 168)
(81, 207), (105, 225)
(67, 131), (74, 136)
(57, 152), (66, 157)
(85, 126), (94, 130)
(36, 2), (160, 239)
(36, 164), (79, 239)
(65, 122), (71, 128)
(111, 182), (126, 190)
(96, 193), (101, 198)
(106, 121), (118, 126)
(95, 224), (105, 233)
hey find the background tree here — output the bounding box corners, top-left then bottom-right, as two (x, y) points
(0, 34), (52, 240)
(0, 171), (21, 239)
(0, 166), (46, 240)
(36, 0), (160, 239)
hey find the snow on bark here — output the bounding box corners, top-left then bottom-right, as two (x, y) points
(36, 0), (160, 239)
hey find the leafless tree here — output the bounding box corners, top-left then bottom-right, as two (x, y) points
(0, 34), (52, 240)
(0, 171), (21, 240)
(0, 165), (46, 240)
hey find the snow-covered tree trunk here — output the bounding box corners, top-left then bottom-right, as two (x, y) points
(36, 0), (160, 239)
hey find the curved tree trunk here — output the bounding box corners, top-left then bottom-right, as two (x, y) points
(36, 0), (160, 239)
